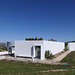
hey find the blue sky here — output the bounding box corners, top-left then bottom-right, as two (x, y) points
(0, 0), (75, 42)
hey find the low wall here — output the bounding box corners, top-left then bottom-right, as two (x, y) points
(0, 51), (8, 55)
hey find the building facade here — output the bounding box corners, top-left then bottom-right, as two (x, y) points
(7, 40), (64, 60)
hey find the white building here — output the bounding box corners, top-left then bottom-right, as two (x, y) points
(68, 43), (75, 51)
(7, 40), (64, 60)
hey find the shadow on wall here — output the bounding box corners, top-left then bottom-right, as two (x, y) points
(31, 47), (33, 56)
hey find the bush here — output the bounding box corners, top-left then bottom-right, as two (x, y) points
(45, 50), (50, 58)
(25, 37), (43, 40)
(64, 47), (69, 51)
(64, 42), (69, 51)
(61, 51), (64, 53)
(35, 37), (38, 40)
(38, 37), (43, 40)
(45, 50), (54, 59)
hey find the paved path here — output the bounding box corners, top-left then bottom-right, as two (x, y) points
(3, 56), (61, 64)
(52, 51), (71, 61)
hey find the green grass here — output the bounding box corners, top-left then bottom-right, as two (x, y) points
(0, 60), (75, 75)
(61, 51), (75, 64)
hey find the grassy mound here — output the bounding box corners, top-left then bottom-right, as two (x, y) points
(61, 51), (75, 64)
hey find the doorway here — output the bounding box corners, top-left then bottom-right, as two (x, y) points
(35, 46), (41, 59)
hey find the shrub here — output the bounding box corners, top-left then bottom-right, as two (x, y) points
(45, 50), (48, 58)
(31, 38), (35, 40)
(45, 50), (54, 59)
(38, 37), (43, 40)
(25, 37), (43, 40)
(64, 42), (69, 51)
(45, 50), (50, 58)
(64, 47), (69, 51)
(61, 51), (64, 53)
(49, 53), (54, 59)
(35, 37), (38, 40)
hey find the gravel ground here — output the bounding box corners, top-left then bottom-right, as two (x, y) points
(0, 55), (62, 65)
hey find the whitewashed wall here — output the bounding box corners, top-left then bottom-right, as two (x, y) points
(15, 40), (64, 60)
(15, 41), (43, 58)
(43, 41), (65, 55)
(68, 43), (75, 51)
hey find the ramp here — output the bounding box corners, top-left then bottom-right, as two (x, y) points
(52, 51), (70, 62)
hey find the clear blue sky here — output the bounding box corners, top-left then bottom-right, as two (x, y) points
(0, 0), (75, 42)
